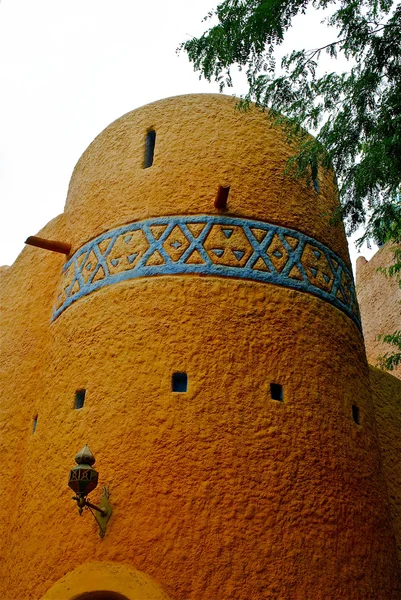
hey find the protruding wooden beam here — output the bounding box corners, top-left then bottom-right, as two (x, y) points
(25, 236), (71, 255)
(214, 185), (230, 210)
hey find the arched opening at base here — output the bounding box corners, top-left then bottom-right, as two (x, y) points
(41, 561), (172, 600)
(74, 593), (129, 600)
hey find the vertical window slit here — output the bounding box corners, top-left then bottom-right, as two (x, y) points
(311, 162), (320, 193)
(32, 415), (38, 433)
(172, 372), (187, 393)
(144, 129), (156, 168)
(352, 404), (360, 425)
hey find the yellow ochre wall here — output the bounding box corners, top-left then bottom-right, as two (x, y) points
(0, 94), (399, 599)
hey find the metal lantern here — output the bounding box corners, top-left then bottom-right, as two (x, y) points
(68, 445), (99, 498)
(68, 444), (112, 538)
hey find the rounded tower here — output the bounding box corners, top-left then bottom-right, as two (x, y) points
(1, 94), (399, 599)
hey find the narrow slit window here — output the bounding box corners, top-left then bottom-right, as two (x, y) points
(32, 415), (38, 433)
(172, 372), (187, 393)
(311, 162), (320, 193)
(352, 404), (360, 425)
(270, 383), (283, 402)
(74, 389), (86, 409)
(144, 129), (156, 168)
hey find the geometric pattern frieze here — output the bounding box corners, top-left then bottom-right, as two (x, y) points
(52, 215), (361, 329)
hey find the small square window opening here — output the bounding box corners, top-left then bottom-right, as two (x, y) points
(270, 383), (283, 402)
(172, 372), (187, 393)
(74, 389), (86, 410)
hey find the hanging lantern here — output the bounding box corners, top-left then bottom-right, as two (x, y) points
(68, 445), (99, 498)
(68, 445), (112, 537)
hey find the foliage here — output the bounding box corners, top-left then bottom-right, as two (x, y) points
(378, 330), (401, 371)
(181, 0), (401, 239)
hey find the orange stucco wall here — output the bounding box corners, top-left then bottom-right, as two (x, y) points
(0, 95), (399, 599)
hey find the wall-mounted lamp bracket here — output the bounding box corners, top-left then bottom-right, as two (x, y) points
(89, 486), (112, 538)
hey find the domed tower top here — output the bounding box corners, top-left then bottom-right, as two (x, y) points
(64, 94), (348, 264)
(54, 94), (359, 328)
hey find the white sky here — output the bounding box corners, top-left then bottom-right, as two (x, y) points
(0, 0), (376, 270)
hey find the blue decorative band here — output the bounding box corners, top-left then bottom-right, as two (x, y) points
(52, 215), (361, 329)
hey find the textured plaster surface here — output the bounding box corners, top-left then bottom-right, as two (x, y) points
(0, 214), (66, 565)
(356, 243), (401, 379)
(1, 271), (399, 599)
(369, 366), (401, 566)
(0, 94), (400, 600)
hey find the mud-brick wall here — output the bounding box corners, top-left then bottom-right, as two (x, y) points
(356, 243), (401, 380)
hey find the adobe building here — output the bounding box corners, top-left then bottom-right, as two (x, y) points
(0, 94), (400, 599)
(356, 243), (401, 380)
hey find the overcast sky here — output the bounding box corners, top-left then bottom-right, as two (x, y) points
(0, 0), (376, 270)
